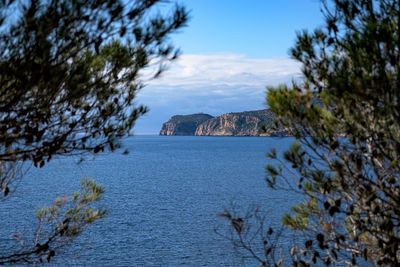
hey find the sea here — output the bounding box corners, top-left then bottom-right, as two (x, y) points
(0, 135), (300, 266)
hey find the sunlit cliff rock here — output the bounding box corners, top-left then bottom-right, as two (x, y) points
(160, 109), (290, 136)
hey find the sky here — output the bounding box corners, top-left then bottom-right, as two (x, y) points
(134, 0), (325, 134)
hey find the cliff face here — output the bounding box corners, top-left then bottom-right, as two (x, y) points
(159, 113), (214, 135)
(159, 109), (291, 136)
(194, 109), (285, 136)
(195, 114), (255, 136)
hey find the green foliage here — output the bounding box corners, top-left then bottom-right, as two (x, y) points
(0, 0), (188, 264)
(36, 178), (106, 238)
(168, 113), (214, 124)
(1, 178), (105, 264)
(266, 0), (400, 265)
(0, 0), (188, 166)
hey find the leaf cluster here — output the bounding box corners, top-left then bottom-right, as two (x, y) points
(0, 0), (188, 166)
(0, 0), (188, 264)
(264, 0), (400, 265)
(0, 178), (106, 264)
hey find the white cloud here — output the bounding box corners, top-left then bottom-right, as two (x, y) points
(144, 53), (302, 91)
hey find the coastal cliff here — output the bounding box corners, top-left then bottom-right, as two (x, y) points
(159, 113), (214, 135)
(195, 110), (276, 136)
(160, 109), (290, 136)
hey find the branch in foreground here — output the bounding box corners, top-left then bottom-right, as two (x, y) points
(0, 178), (106, 265)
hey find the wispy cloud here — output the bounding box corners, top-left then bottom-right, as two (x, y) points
(144, 53), (301, 91)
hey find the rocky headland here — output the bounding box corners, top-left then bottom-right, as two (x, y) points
(159, 109), (290, 136)
(159, 113), (214, 135)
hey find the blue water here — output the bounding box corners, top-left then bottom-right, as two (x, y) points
(0, 136), (298, 266)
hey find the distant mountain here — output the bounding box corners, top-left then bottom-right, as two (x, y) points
(159, 113), (214, 135)
(159, 109), (290, 136)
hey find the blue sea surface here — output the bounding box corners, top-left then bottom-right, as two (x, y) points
(0, 136), (298, 266)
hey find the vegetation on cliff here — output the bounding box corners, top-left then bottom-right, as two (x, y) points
(195, 109), (280, 136)
(160, 109), (289, 136)
(159, 113), (214, 135)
